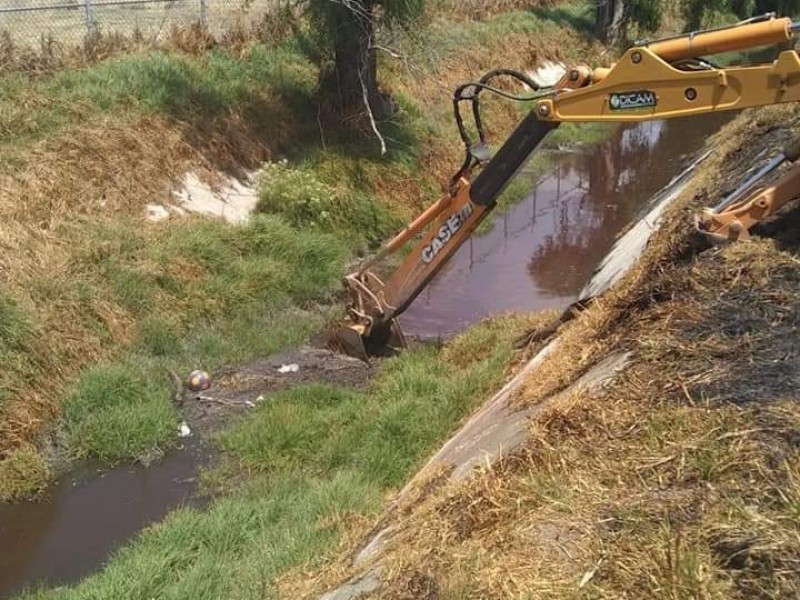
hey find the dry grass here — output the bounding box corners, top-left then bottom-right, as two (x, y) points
(0, 6), (294, 76)
(293, 105), (800, 599)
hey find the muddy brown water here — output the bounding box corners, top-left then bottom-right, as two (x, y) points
(0, 439), (211, 599)
(402, 114), (731, 338)
(0, 114), (730, 599)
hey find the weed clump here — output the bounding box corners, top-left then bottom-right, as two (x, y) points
(0, 448), (51, 501)
(64, 363), (177, 463)
(256, 160), (399, 246)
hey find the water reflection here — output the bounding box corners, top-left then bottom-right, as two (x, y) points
(401, 114), (731, 338)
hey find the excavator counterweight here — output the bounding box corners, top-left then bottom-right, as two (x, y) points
(331, 13), (800, 360)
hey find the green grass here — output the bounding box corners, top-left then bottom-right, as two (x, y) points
(0, 447), (51, 502)
(22, 314), (531, 600)
(255, 160), (402, 248)
(0, 42), (315, 153)
(58, 214), (348, 462)
(64, 363), (177, 462)
(220, 337), (513, 486)
(0, 291), (41, 407)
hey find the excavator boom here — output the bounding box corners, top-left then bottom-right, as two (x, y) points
(331, 14), (800, 360)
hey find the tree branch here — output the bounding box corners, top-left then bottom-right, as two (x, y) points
(358, 66), (387, 155)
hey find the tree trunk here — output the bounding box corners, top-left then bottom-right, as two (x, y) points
(322, 4), (392, 119)
(595, 0), (626, 44)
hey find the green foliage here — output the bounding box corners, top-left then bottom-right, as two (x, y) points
(256, 160), (399, 245)
(27, 315), (527, 599)
(135, 317), (183, 358)
(0, 43), (316, 151)
(63, 363), (177, 462)
(256, 160), (338, 229)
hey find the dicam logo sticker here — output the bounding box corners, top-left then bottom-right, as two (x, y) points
(609, 90), (657, 111)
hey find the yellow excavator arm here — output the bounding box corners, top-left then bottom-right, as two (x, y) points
(331, 14), (800, 360)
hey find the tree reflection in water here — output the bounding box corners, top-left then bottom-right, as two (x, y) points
(528, 114), (730, 297)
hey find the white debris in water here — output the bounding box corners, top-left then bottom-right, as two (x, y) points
(278, 364), (300, 374)
(178, 421), (192, 438)
(527, 60), (568, 89)
(146, 203), (171, 222)
(171, 171), (259, 225)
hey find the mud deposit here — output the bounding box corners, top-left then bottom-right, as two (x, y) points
(402, 114), (731, 338)
(0, 349), (369, 598)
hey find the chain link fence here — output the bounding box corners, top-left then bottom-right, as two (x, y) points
(0, 0), (280, 50)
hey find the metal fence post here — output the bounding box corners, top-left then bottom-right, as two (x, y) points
(199, 0), (207, 31)
(83, 0), (97, 39)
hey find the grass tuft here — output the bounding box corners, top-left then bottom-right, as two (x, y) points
(0, 448), (51, 502)
(63, 363), (177, 462)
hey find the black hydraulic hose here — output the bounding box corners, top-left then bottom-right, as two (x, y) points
(450, 68), (553, 188)
(472, 68), (543, 145)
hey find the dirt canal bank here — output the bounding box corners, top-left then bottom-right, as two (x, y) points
(0, 113), (730, 599)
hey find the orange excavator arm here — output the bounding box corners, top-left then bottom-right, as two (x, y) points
(331, 14), (800, 359)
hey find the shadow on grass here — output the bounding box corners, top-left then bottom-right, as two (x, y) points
(164, 62), (421, 183)
(530, 4), (596, 39)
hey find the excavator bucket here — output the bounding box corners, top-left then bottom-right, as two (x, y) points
(327, 318), (406, 362)
(328, 322), (370, 362)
